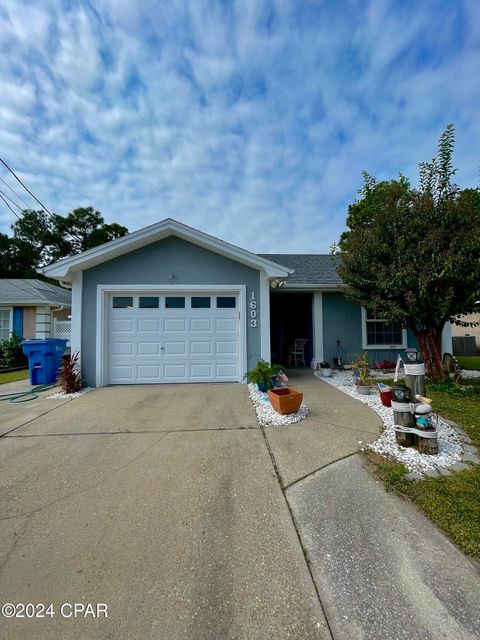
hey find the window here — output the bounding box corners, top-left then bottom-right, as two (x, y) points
(363, 309), (405, 348)
(165, 297), (185, 309)
(112, 296), (133, 309)
(191, 296), (211, 309)
(216, 296), (236, 309)
(0, 309), (11, 341)
(139, 296), (159, 309)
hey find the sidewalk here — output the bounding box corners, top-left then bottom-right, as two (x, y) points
(263, 370), (383, 487)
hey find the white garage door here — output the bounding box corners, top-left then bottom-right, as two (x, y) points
(108, 292), (240, 384)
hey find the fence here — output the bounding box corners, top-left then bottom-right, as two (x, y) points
(452, 336), (477, 357)
(52, 319), (71, 346)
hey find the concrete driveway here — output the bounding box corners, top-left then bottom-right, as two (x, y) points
(1, 376), (479, 639)
(0, 382), (329, 640)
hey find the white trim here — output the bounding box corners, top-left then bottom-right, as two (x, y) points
(95, 284), (248, 388)
(71, 271), (82, 374)
(42, 218), (292, 281)
(35, 305), (52, 338)
(0, 306), (13, 341)
(311, 291), (324, 367)
(361, 307), (407, 350)
(259, 271), (271, 362)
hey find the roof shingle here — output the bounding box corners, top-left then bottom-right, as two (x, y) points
(258, 254), (344, 287)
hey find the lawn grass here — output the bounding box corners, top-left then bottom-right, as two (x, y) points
(457, 355), (480, 371)
(0, 369), (30, 385)
(368, 377), (480, 560)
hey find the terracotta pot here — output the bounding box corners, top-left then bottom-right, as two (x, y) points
(268, 387), (303, 415)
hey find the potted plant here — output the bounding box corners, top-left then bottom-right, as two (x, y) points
(350, 352), (372, 395)
(244, 360), (281, 392)
(319, 361), (332, 378)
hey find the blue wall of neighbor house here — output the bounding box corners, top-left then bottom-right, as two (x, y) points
(81, 236), (262, 386)
(322, 292), (418, 365)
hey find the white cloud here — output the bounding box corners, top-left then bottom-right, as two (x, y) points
(0, 0), (478, 250)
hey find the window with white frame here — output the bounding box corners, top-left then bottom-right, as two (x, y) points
(362, 308), (406, 348)
(0, 308), (12, 341)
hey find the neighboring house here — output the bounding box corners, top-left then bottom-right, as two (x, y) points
(41, 219), (452, 387)
(0, 279), (71, 343)
(451, 311), (480, 354)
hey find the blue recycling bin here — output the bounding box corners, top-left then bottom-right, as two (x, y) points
(21, 339), (68, 385)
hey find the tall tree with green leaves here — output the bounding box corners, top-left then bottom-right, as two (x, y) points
(1, 206), (129, 277)
(335, 124), (480, 377)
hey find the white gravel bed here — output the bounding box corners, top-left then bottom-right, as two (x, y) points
(461, 369), (480, 378)
(247, 383), (308, 427)
(47, 387), (92, 399)
(315, 371), (463, 473)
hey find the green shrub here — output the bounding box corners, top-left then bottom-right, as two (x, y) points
(0, 333), (27, 369)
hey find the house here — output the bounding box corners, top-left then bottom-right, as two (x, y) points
(0, 279), (71, 343)
(451, 311), (480, 355)
(41, 218), (452, 387)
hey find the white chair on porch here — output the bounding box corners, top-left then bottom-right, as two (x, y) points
(288, 338), (308, 366)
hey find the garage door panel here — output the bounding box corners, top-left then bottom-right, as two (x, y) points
(190, 318), (211, 332)
(138, 342), (161, 355)
(216, 363), (238, 378)
(111, 318), (134, 332)
(164, 341), (186, 355)
(137, 365), (161, 380)
(216, 341), (237, 355)
(164, 363), (187, 380)
(216, 318), (237, 332)
(109, 292), (240, 384)
(190, 363), (213, 379)
(137, 318), (160, 332)
(111, 341), (134, 356)
(164, 318), (186, 332)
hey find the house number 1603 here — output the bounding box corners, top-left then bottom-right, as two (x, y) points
(249, 292), (258, 328)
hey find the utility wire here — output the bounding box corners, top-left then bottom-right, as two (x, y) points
(0, 157), (54, 216)
(0, 193), (21, 221)
(0, 189), (23, 211)
(0, 175), (33, 209)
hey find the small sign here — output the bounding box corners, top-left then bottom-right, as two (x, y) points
(249, 291), (258, 328)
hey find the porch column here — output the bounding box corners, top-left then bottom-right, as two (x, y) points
(259, 271), (271, 362)
(35, 305), (52, 338)
(311, 291), (324, 368)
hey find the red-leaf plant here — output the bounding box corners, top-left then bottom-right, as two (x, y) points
(58, 350), (83, 394)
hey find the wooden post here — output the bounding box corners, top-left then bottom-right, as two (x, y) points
(416, 433), (439, 455)
(405, 374), (425, 400)
(393, 406), (416, 447)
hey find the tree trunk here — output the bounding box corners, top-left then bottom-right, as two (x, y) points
(412, 327), (444, 379)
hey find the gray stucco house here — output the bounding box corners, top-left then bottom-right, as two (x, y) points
(41, 218), (452, 387)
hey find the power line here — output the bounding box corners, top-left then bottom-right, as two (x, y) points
(0, 175), (33, 209)
(0, 189), (23, 211)
(0, 193), (21, 221)
(0, 157), (54, 216)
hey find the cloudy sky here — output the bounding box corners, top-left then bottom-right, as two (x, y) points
(0, 0), (478, 252)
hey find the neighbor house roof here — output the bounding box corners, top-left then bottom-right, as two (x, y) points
(258, 254), (345, 289)
(41, 218), (292, 281)
(0, 279), (72, 307)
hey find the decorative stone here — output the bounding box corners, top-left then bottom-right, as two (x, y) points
(405, 472), (422, 481)
(424, 468), (439, 478)
(462, 453), (480, 464)
(437, 467), (451, 477)
(463, 444), (478, 453)
(451, 462), (470, 472)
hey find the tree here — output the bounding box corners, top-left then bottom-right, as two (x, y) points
(335, 124), (480, 378)
(1, 206), (129, 277)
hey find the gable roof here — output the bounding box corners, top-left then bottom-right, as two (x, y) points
(0, 279), (72, 306)
(41, 218), (292, 281)
(258, 254), (344, 289)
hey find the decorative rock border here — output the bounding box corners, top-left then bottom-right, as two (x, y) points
(315, 370), (479, 476)
(47, 387), (92, 399)
(247, 383), (308, 427)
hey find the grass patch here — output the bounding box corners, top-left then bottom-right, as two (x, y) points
(0, 369), (29, 385)
(457, 356), (480, 371)
(367, 377), (480, 559)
